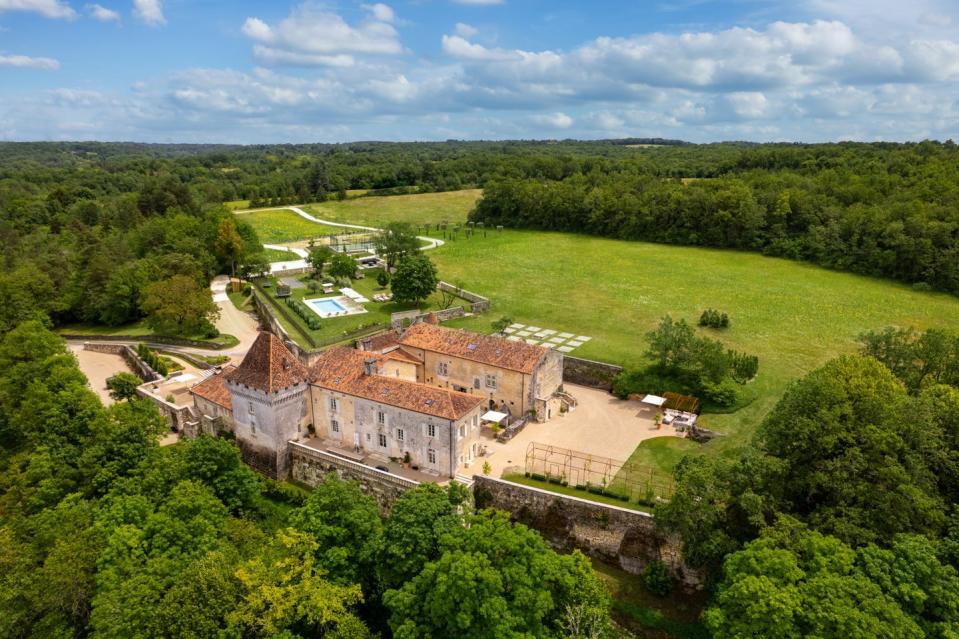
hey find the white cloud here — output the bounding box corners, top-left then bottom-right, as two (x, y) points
(86, 3), (119, 22)
(364, 3), (394, 24)
(242, 3), (402, 67)
(132, 0), (164, 26)
(441, 35), (517, 61)
(452, 0), (504, 5)
(531, 112), (573, 129)
(0, 0), (75, 19)
(0, 53), (60, 69)
(454, 22), (478, 38)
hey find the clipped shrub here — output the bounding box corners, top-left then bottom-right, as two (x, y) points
(530, 473), (546, 482)
(643, 560), (672, 597)
(699, 308), (730, 329)
(701, 377), (739, 407)
(376, 270), (390, 287)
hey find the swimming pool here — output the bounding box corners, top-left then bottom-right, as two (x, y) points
(303, 296), (367, 319)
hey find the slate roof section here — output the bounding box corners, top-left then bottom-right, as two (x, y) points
(399, 322), (546, 374)
(224, 332), (309, 393)
(309, 346), (483, 420)
(190, 365), (236, 410)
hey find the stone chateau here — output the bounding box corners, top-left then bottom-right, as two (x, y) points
(190, 317), (565, 479)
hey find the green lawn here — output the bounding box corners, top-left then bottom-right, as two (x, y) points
(234, 209), (344, 244)
(261, 247), (299, 262)
(303, 189), (481, 228)
(429, 229), (959, 472)
(256, 269), (466, 349)
(502, 473), (653, 513)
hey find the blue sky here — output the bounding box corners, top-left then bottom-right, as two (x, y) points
(0, 0), (957, 143)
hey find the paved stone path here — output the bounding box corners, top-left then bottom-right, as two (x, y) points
(502, 323), (591, 352)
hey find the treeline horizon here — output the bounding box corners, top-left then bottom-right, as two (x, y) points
(470, 140), (959, 295)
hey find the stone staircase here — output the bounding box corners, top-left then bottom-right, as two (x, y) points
(453, 474), (475, 487)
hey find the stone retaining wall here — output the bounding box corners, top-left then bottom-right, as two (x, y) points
(390, 306), (466, 330)
(65, 333), (229, 350)
(83, 342), (161, 382)
(562, 356), (623, 391)
(472, 476), (703, 592)
(289, 441), (419, 511)
(438, 281), (490, 313)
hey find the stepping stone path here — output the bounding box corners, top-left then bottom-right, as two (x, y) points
(497, 322), (592, 353)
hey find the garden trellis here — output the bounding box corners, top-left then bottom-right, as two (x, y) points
(523, 442), (674, 504)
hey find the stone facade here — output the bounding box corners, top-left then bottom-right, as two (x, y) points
(310, 384), (485, 477)
(473, 475), (704, 592)
(228, 379), (311, 479)
(562, 355), (624, 391)
(289, 442), (418, 511)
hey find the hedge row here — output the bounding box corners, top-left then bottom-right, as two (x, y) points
(285, 297), (322, 330)
(136, 343), (169, 376)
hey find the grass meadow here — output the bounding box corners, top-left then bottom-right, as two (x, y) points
(303, 189), (481, 228)
(234, 209), (344, 244)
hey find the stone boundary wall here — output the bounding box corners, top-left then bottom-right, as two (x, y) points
(472, 476), (703, 592)
(390, 306), (466, 330)
(289, 441), (419, 511)
(65, 333), (229, 350)
(154, 348), (215, 370)
(563, 356), (623, 391)
(83, 342), (161, 382)
(438, 281), (490, 313)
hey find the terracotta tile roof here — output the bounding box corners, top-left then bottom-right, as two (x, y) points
(359, 330), (402, 353)
(190, 365), (236, 411)
(309, 347), (484, 420)
(225, 332), (309, 393)
(383, 347), (422, 365)
(399, 322), (546, 374)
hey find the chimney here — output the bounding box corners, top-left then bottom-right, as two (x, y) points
(425, 312), (438, 325)
(363, 358), (377, 376)
(359, 338), (373, 352)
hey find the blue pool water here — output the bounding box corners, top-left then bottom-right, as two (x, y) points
(305, 298), (347, 315)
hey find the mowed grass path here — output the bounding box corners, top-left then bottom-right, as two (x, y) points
(433, 229), (959, 469)
(304, 189), (481, 228)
